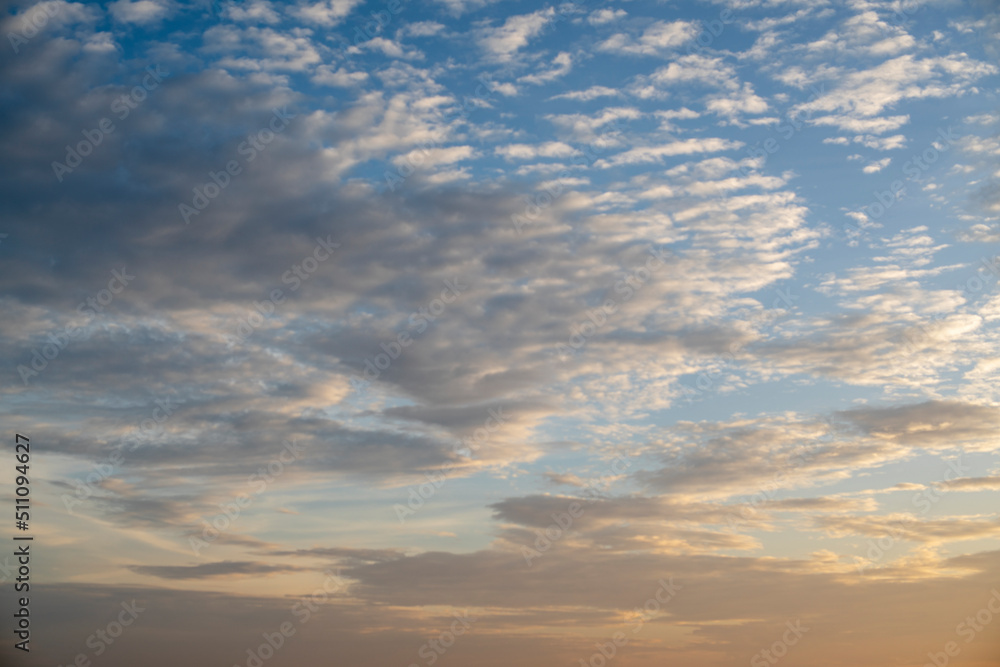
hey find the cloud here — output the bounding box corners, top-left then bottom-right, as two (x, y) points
(795, 54), (997, 133)
(597, 20), (698, 56)
(938, 476), (1000, 490)
(836, 401), (1000, 451)
(478, 8), (554, 61)
(863, 157), (892, 173)
(108, 0), (171, 25)
(519, 52), (572, 85)
(127, 561), (310, 579)
(494, 142), (577, 160)
(544, 107), (640, 142)
(391, 145), (477, 167)
(5, 5), (1000, 666)
(599, 138), (744, 167)
(548, 86), (621, 102)
(223, 0), (281, 23)
(587, 8), (625, 25)
(289, 0), (362, 26)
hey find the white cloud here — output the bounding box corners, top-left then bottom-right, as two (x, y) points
(862, 158), (891, 173)
(549, 86), (621, 102)
(290, 0), (361, 27)
(811, 115), (910, 134)
(588, 8), (625, 25)
(391, 145), (477, 168)
(636, 54), (739, 96)
(495, 142), (578, 160)
(597, 20), (698, 56)
(795, 55), (997, 134)
(545, 107), (641, 142)
(223, 0), (280, 23)
(478, 8), (554, 61)
(405, 21), (445, 37)
(108, 0), (171, 25)
(600, 138), (745, 167)
(312, 65), (368, 87)
(520, 52), (572, 85)
(706, 83), (769, 122)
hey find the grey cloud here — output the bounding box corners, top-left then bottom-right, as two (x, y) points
(127, 560), (310, 579)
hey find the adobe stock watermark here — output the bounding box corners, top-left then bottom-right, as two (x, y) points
(626, 577), (682, 634)
(394, 407), (511, 523)
(878, 0), (921, 36)
(737, 84), (826, 181)
(522, 452), (631, 566)
(7, 1), (60, 54)
(350, 277), (467, 392)
(679, 286), (798, 402)
(684, 8), (736, 56)
(511, 120), (624, 235)
(579, 578), (682, 667)
(61, 396), (182, 514)
(556, 246), (672, 359)
(408, 611), (477, 667)
(333, 0), (405, 56)
(750, 620), (809, 667)
(229, 236), (340, 343)
(52, 65), (170, 182)
(56, 600), (145, 666)
(179, 107), (297, 224)
(189, 438), (306, 555)
(17, 266), (135, 385)
(851, 457), (969, 573)
(724, 449), (814, 530)
(895, 255), (1000, 355)
(923, 589), (1000, 667)
(233, 570), (346, 667)
(853, 126), (961, 223)
(383, 76), (497, 191)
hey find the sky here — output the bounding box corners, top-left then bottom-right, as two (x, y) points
(2, 0), (1000, 665)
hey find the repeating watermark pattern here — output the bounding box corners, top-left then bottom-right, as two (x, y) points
(229, 236), (340, 343)
(383, 77), (497, 192)
(179, 107), (297, 224)
(408, 611), (477, 667)
(852, 457), (969, 573)
(61, 395), (182, 514)
(53, 65), (170, 182)
(736, 84), (826, 181)
(625, 577), (682, 634)
(56, 600), (145, 666)
(333, 0), (405, 56)
(555, 246), (672, 359)
(394, 407), (511, 522)
(750, 620), (809, 667)
(879, 0), (922, 36)
(522, 452), (631, 566)
(923, 589), (1000, 667)
(685, 8), (736, 56)
(7, 2), (61, 54)
(724, 449), (815, 530)
(678, 285), (798, 402)
(895, 254), (1000, 355)
(17, 266), (135, 385)
(578, 578), (682, 667)
(847, 126), (961, 239)
(189, 438), (306, 555)
(350, 277), (467, 392)
(510, 121), (624, 235)
(232, 570), (346, 667)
